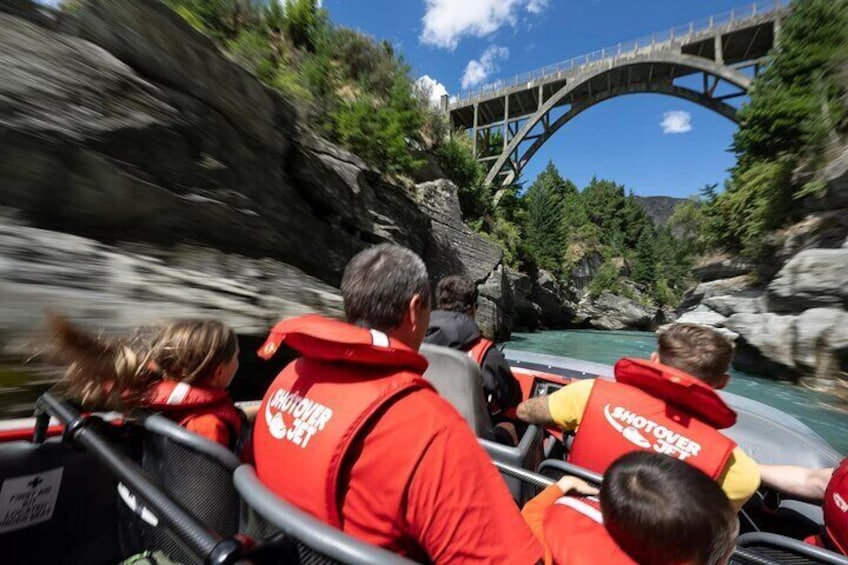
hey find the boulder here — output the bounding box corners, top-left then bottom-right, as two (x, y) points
(575, 293), (659, 331)
(702, 291), (766, 317)
(678, 275), (755, 312)
(793, 308), (848, 383)
(724, 313), (796, 379)
(674, 305), (729, 327)
(767, 249), (848, 313)
(691, 257), (755, 283)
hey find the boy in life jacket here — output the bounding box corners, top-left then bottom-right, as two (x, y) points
(758, 461), (848, 555)
(47, 316), (243, 449)
(516, 323), (760, 509)
(522, 451), (739, 565)
(253, 244), (541, 564)
(424, 275), (522, 443)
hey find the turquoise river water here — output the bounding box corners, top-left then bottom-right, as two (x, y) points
(509, 329), (847, 455)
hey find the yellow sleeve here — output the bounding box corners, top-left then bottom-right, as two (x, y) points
(546, 379), (595, 431)
(718, 447), (762, 510)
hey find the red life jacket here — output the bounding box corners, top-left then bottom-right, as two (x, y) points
(466, 337), (494, 366)
(568, 358), (737, 480)
(543, 496), (635, 565)
(252, 315), (434, 528)
(146, 380), (243, 448)
(824, 458), (848, 555)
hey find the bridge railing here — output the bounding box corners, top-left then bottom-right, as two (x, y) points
(450, 0), (788, 107)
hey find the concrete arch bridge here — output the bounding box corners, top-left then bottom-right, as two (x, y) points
(445, 2), (788, 186)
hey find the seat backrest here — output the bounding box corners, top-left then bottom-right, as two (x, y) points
(119, 414), (242, 564)
(234, 465), (419, 565)
(419, 344), (495, 440)
(0, 438), (124, 564)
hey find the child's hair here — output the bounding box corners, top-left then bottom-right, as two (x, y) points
(46, 315), (237, 410)
(657, 323), (734, 386)
(601, 451), (738, 565)
(435, 275), (478, 314)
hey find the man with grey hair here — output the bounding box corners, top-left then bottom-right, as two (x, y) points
(253, 244), (542, 564)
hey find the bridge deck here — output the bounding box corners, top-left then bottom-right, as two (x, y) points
(449, 4), (782, 130)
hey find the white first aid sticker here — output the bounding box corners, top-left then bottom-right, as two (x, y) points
(0, 467), (63, 533)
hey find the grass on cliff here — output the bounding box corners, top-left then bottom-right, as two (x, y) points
(163, 0), (458, 180)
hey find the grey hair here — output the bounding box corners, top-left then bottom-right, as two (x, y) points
(341, 244), (430, 331)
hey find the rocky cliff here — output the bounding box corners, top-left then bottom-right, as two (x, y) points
(0, 0), (512, 354)
(676, 144), (848, 386)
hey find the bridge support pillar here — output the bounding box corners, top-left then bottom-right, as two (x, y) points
(472, 103), (479, 157)
(503, 95), (510, 151)
(715, 34), (724, 65)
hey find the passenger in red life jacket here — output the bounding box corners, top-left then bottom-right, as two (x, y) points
(252, 244), (542, 564)
(46, 316), (243, 449)
(522, 451), (739, 565)
(423, 275), (522, 443)
(516, 323), (761, 509)
(758, 460), (848, 555)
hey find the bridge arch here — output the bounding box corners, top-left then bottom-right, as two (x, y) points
(484, 53), (752, 185)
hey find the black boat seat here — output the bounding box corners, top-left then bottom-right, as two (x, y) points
(0, 437), (123, 564)
(119, 413), (242, 565)
(234, 464), (419, 565)
(31, 393), (246, 564)
(419, 344), (543, 502)
(733, 532), (848, 565)
(419, 344), (495, 440)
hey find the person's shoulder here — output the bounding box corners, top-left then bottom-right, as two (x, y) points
(721, 446), (762, 503)
(554, 378), (596, 398)
(379, 386), (471, 439)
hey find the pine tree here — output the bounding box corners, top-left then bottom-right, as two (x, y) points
(524, 161), (567, 273)
(633, 226), (659, 287)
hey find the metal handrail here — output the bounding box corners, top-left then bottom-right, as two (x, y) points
(34, 393), (240, 564)
(450, 0), (788, 106)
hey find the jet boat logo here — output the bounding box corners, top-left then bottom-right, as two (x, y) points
(603, 404), (702, 461)
(265, 388), (334, 448)
(834, 492), (848, 513)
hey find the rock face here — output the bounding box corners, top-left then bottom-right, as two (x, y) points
(0, 0), (521, 349)
(575, 293), (659, 331)
(0, 214), (343, 357)
(676, 146), (848, 384)
(414, 179), (510, 339)
(506, 268), (541, 330)
(691, 257), (756, 283)
(767, 249), (848, 313)
(0, 0), (430, 289)
(568, 250), (604, 296)
(531, 270), (576, 328)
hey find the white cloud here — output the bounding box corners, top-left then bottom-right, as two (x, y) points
(526, 0), (549, 14)
(417, 75), (449, 106)
(420, 0), (550, 50)
(461, 45), (509, 90)
(660, 110), (693, 134)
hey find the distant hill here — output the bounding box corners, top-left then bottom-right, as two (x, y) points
(633, 195), (687, 226)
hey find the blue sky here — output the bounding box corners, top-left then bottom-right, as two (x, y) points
(323, 0), (765, 198)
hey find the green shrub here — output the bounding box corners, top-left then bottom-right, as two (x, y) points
(589, 261), (621, 298)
